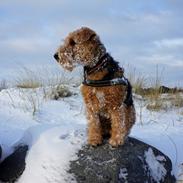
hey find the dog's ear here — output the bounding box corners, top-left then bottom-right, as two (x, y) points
(72, 27), (96, 44)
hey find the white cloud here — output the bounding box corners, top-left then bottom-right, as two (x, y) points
(0, 0), (183, 86)
(1, 37), (53, 53)
(154, 38), (183, 49)
(138, 54), (183, 67)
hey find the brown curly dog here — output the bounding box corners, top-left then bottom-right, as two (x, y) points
(54, 27), (136, 147)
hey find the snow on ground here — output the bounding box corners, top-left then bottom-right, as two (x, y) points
(0, 86), (86, 182)
(0, 86), (183, 182)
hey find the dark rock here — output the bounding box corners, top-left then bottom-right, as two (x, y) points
(0, 145), (28, 183)
(139, 85), (183, 96)
(159, 86), (171, 93)
(159, 85), (179, 94)
(69, 137), (175, 183)
(0, 145), (2, 160)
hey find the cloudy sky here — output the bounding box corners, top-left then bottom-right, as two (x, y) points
(0, 0), (183, 86)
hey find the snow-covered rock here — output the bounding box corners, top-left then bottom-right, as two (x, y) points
(69, 137), (175, 183)
(0, 145), (28, 182)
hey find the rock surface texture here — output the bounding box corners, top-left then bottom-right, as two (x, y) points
(69, 137), (175, 183)
(0, 145), (28, 183)
(0, 145), (2, 160)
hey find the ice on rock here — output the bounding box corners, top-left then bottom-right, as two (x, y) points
(144, 148), (167, 183)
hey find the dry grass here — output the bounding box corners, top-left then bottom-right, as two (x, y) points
(13, 65), (183, 113)
(15, 67), (82, 89)
(145, 86), (164, 111)
(17, 81), (42, 89)
(17, 85), (73, 116)
(17, 88), (42, 116)
(11, 67), (80, 115)
(146, 99), (165, 111)
(0, 79), (8, 91)
(15, 67), (43, 88)
(127, 65), (183, 111)
(146, 91), (183, 111)
(127, 65), (166, 111)
(125, 65), (147, 95)
(171, 93), (183, 108)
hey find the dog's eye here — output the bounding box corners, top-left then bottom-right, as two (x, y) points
(69, 39), (76, 46)
(89, 34), (96, 41)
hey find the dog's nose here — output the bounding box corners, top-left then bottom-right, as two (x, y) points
(54, 53), (59, 61)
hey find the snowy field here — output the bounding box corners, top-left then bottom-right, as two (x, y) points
(0, 85), (183, 183)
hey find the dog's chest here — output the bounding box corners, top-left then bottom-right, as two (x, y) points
(81, 85), (125, 110)
(90, 88), (107, 108)
(95, 90), (105, 106)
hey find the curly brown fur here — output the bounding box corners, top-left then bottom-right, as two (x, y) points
(54, 27), (136, 147)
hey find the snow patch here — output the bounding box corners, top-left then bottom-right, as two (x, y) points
(17, 126), (85, 183)
(144, 148), (167, 183)
(110, 77), (128, 85)
(119, 168), (128, 182)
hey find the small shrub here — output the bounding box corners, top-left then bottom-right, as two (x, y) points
(46, 85), (73, 100)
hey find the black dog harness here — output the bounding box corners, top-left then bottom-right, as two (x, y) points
(82, 53), (133, 106)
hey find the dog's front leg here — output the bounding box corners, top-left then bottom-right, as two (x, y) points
(109, 106), (127, 147)
(87, 110), (102, 146)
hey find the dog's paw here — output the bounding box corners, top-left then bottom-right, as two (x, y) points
(109, 138), (124, 147)
(88, 138), (102, 146)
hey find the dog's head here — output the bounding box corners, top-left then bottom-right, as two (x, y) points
(54, 27), (106, 71)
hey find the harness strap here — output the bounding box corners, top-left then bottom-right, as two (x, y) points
(82, 77), (133, 107)
(82, 53), (133, 106)
(123, 79), (133, 106)
(82, 77), (128, 87)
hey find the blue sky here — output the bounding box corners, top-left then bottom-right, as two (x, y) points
(0, 0), (183, 86)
